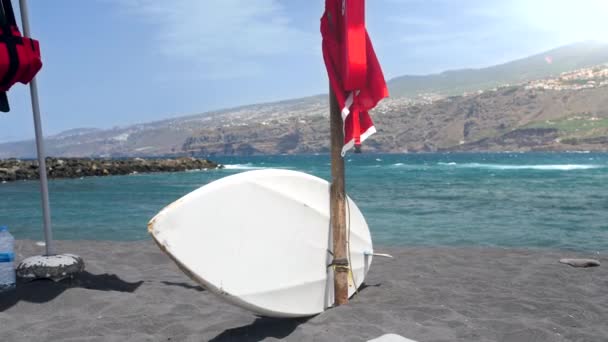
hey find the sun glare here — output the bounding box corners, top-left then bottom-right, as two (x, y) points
(518, 0), (608, 43)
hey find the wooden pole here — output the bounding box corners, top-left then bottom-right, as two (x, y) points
(329, 86), (349, 305)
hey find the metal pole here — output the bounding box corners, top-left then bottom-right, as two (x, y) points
(19, 0), (55, 256)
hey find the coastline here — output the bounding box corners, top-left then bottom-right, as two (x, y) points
(1, 240), (605, 341)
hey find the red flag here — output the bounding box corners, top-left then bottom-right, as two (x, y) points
(321, 0), (388, 155)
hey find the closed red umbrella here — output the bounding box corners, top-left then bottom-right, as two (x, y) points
(0, 0), (42, 112)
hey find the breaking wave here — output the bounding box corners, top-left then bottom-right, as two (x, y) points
(222, 163), (265, 170)
(438, 162), (603, 171)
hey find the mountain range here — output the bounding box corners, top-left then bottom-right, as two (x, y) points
(1, 42), (608, 158)
(388, 41), (608, 98)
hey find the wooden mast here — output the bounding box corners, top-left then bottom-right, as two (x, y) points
(329, 86), (349, 305)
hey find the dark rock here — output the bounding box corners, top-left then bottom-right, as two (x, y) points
(559, 258), (600, 268)
(0, 157), (222, 182)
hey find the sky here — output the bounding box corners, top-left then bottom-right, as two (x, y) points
(1, 0), (608, 142)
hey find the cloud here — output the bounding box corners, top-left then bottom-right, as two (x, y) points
(511, 0), (608, 43)
(114, 0), (315, 80)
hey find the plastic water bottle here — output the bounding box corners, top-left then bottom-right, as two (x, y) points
(0, 225), (16, 291)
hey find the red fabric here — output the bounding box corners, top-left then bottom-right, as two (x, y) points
(0, 25), (42, 92)
(321, 0), (388, 155)
(342, 0), (366, 90)
(18, 36), (42, 84)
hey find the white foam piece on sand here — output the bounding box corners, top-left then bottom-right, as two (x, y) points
(368, 334), (418, 342)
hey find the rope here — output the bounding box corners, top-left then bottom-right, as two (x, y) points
(327, 188), (359, 296)
(346, 196), (358, 295)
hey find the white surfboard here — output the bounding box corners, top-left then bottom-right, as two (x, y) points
(148, 169), (373, 317)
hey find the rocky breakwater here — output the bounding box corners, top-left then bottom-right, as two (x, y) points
(0, 157), (223, 182)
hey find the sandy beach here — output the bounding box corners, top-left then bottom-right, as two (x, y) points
(0, 240), (606, 342)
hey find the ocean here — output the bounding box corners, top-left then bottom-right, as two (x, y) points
(1, 153), (607, 251)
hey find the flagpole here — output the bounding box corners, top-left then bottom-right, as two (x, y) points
(19, 0), (55, 256)
(329, 86), (349, 305)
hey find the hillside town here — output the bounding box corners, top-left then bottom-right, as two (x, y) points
(377, 64), (608, 113)
(374, 92), (443, 114)
(525, 64), (608, 90)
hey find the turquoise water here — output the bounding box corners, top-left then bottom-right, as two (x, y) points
(1, 153), (607, 251)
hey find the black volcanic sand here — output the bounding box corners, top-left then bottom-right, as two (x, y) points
(1, 240), (606, 341)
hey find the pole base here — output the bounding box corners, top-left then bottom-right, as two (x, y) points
(16, 254), (85, 282)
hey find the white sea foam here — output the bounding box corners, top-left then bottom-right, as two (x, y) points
(439, 162), (602, 171)
(223, 164), (265, 170)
